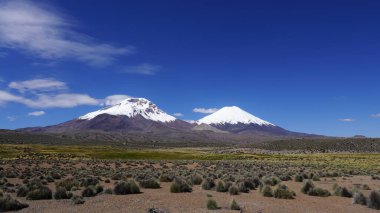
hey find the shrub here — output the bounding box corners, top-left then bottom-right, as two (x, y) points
(170, 178), (192, 193)
(159, 174), (174, 182)
(54, 187), (73, 200)
(82, 186), (97, 197)
(368, 191), (380, 210)
(237, 182), (249, 193)
(56, 178), (79, 191)
(273, 185), (295, 199)
(263, 176), (280, 186)
(104, 188), (113, 194)
(113, 180), (141, 195)
(191, 174), (203, 185)
(201, 179), (215, 190)
(230, 198), (241, 210)
(147, 208), (169, 213)
(294, 175), (303, 182)
(139, 179), (160, 189)
(216, 180), (228, 192)
(0, 195), (29, 212)
(81, 176), (99, 187)
(26, 186), (52, 200)
(308, 188), (331, 197)
(228, 184), (240, 195)
(312, 175), (321, 181)
(301, 180), (314, 194)
(262, 185), (273, 197)
(352, 192), (367, 205)
(207, 199), (219, 210)
(362, 184), (371, 190)
(71, 195), (85, 205)
(16, 185), (29, 197)
(334, 186), (352, 198)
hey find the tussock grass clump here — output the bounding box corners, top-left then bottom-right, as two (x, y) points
(113, 180), (141, 195)
(201, 179), (215, 190)
(262, 185), (273, 197)
(81, 176), (99, 187)
(56, 178), (79, 191)
(54, 187), (73, 199)
(262, 176), (280, 186)
(216, 180), (229, 192)
(207, 198), (219, 210)
(82, 186), (97, 197)
(26, 186), (52, 200)
(71, 195), (85, 205)
(0, 195), (29, 212)
(16, 185), (29, 197)
(352, 192), (367, 205)
(228, 184), (240, 195)
(230, 198), (241, 210)
(139, 179), (160, 189)
(190, 174), (203, 185)
(170, 178), (192, 193)
(159, 174), (174, 182)
(301, 180), (330, 197)
(334, 186), (352, 198)
(367, 191), (380, 210)
(273, 185), (295, 199)
(294, 175), (304, 182)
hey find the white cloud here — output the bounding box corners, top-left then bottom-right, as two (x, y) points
(9, 78), (67, 93)
(0, 90), (100, 108)
(193, 108), (219, 114)
(0, 0), (131, 66)
(371, 113), (380, 118)
(0, 90), (24, 104)
(7, 116), (16, 121)
(123, 63), (160, 75)
(173, 113), (183, 117)
(104, 94), (132, 106)
(22, 93), (100, 108)
(28, 110), (45, 116)
(338, 118), (355, 122)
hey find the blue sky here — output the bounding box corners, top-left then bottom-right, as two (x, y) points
(0, 0), (380, 137)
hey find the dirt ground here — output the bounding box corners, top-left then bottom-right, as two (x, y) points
(6, 176), (378, 213)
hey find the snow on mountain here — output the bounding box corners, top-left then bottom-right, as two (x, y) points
(78, 98), (176, 123)
(198, 106), (274, 126)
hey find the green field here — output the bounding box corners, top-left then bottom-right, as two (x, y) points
(1, 143), (380, 174)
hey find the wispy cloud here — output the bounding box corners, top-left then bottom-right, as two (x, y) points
(0, 90), (24, 104)
(0, 0), (131, 66)
(371, 113), (380, 118)
(338, 118), (355, 122)
(122, 63), (160, 75)
(9, 78), (67, 93)
(173, 113), (183, 117)
(7, 116), (16, 122)
(28, 110), (45, 116)
(23, 93), (100, 108)
(103, 94), (132, 106)
(193, 108), (219, 114)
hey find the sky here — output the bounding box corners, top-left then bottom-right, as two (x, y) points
(0, 0), (380, 137)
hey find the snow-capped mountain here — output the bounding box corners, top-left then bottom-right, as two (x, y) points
(197, 106), (300, 136)
(24, 98), (193, 133)
(79, 98), (176, 123)
(20, 98), (314, 139)
(198, 106), (274, 126)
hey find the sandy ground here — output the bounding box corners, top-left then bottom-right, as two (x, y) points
(6, 176), (378, 213)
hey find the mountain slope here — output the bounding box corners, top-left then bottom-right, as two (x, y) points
(23, 98), (193, 133)
(198, 106), (306, 136)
